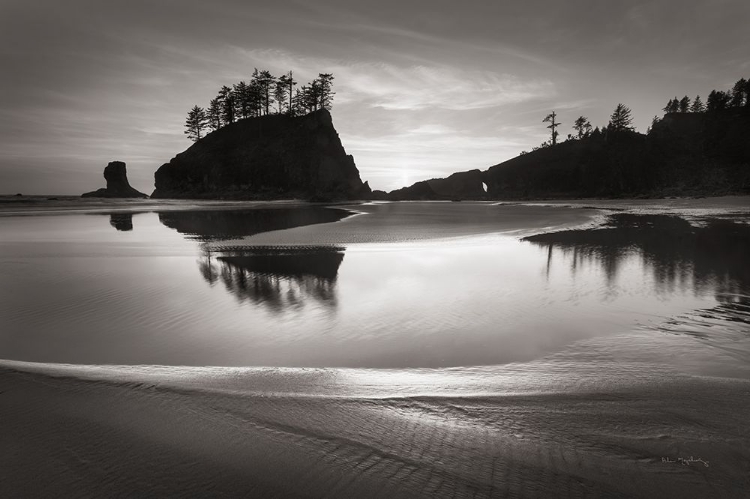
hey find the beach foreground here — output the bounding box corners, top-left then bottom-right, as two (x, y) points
(2, 335), (749, 499)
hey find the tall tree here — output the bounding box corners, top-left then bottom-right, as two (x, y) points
(608, 103), (634, 132)
(543, 111), (561, 145)
(233, 81), (251, 119)
(248, 75), (263, 117)
(678, 95), (691, 113)
(256, 70), (275, 115)
(663, 97), (680, 114)
(707, 90), (730, 111)
(572, 116), (592, 139)
(184, 105), (208, 142)
(690, 95), (705, 113)
(217, 85), (235, 125)
(274, 75), (289, 114)
(285, 71), (297, 115)
(647, 115), (660, 134)
(730, 78), (747, 107)
(316, 73), (335, 110)
(207, 98), (222, 131)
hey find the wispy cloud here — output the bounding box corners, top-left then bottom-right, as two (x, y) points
(234, 48), (556, 111)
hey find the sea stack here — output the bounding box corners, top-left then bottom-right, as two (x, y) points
(82, 161), (148, 198)
(151, 109), (371, 200)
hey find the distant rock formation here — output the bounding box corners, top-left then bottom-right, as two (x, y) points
(376, 107), (750, 200)
(385, 169), (487, 200)
(82, 161), (148, 198)
(484, 108), (750, 199)
(151, 109), (371, 201)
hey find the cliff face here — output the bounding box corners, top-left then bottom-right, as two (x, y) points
(151, 109), (370, 200)
(82, 161), (148, 198)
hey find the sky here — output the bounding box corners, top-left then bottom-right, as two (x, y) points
(1, 0), (748, 195)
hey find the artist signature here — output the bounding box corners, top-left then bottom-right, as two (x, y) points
(661, 456), (709, 467)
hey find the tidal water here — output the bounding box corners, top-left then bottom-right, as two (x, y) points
(1, 202), (748, 373)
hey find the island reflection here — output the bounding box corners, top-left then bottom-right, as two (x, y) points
(198, 246), (345, 312)
(109, 213), (134, 231)
(152, 207), (350, 311)
(525, 214), (750, 306)
(158, 206), (351, 241)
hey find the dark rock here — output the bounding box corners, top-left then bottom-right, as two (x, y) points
(151, 109), (370, 200)
(484, 108), (750, 199)
(82, 161), (148, 198)
(385, 169), (487, 200)
(369, 190), (390, 200)
(426, 169), (486, 199)
(387, 181), (438, 200)
(15, 193), (22, 197)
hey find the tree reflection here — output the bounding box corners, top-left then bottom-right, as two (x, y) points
(526, 214), (750, 304)
(198, 246), (345, 312)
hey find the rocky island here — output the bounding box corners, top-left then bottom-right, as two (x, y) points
(81, 161), (148, 198)
(151, 109), (370, 201)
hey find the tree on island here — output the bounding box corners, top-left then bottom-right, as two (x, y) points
(663, 97), (679, 114)
(274, 75), (289, 114)
(707, 90), (730, 111)
(184, 70), (336, 141)
(184, 105), (208, 142)
(218, 85), (236, 125)
(207, 98), (222, 131)
(317, 73), (335, 110)
(278, 71), (297, 116)
(608, 103), (634, 132)
(678, 96), (691, 113)
(572, 116), (592, 139)
(730, 78), (747, 108)
(690, 95), (705, 113)
(543, 111), (561, 145)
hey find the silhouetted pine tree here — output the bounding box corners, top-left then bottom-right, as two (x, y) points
(572, 116), (592, 139)
(316, 73), (335, 110)
(274, 76), (289, 114)
(256, 70), (275, 115)
(663, 97), (680, 114)
(184, 105), (208, 142)
(730, 78), (747, 107)
(608, 103), (634, 132)
(233, 81), (251, 119)
(678, 96), (691, 113)
(543, 111), (561, 145)
(707, 90), (730, 111)
(218, 86), (235, 125)
(207, 98), (222, 131)
(690, 95), (705, 113)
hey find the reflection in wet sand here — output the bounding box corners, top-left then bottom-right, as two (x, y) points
(525, 214), (750, 304)
(158, 206), (351, 241)
(199, 246), (345, 312)
(109, 213), (133, 231)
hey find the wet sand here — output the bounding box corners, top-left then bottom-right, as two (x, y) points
(2, 197), (750, 498)
(2, 333), (749, 498)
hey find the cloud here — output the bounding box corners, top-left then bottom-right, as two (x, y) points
(234, 48), (556, 111)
